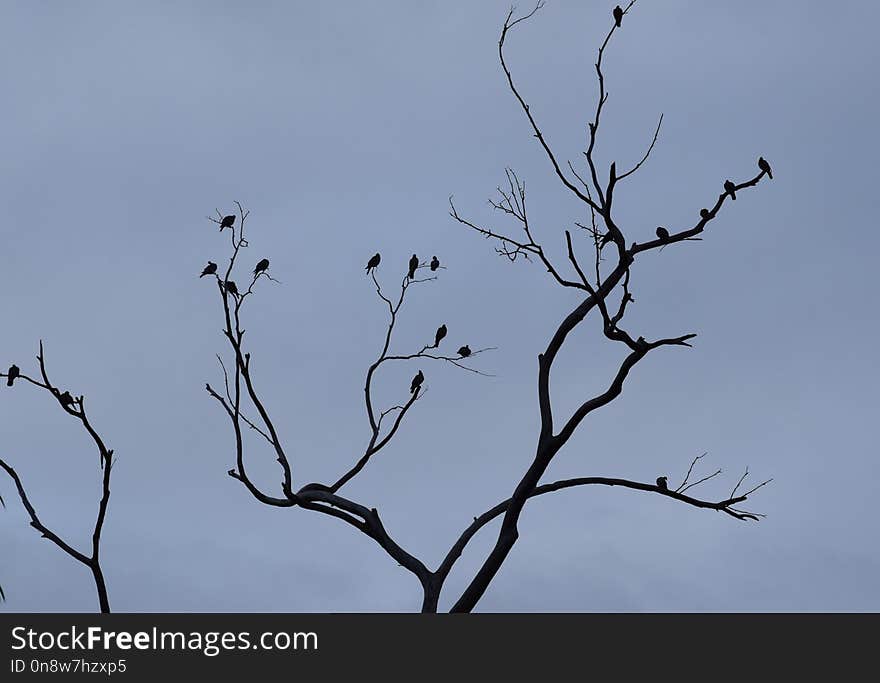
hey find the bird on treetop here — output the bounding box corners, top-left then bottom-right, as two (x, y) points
(410, 370), (424, 395)
(254, 258), (270, 276)
(613, 5), (623, 27)
(219, 214), (235, 231)
(408, 254), (419, 280)
(656, 476), (668, 491)
(366, 253), (381, 273)
(724, 180), (737, 200)
(656, 226), (669, 241)
(434, 324), (447, 348)
(430, 256), (440, 271)
(6, 364), (20, 387)
(457, 345), (471, 358)
(224, 280), (239, 296)
(200, 262), (217, 278)
(758, 156), (773, 179)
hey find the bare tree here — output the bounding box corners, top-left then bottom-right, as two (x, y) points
(1, 343), (114, 613)
(0, 3), (771, 613)
(203, 3), (772, 612)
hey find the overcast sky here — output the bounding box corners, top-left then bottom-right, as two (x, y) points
(1, 1), (878, 612)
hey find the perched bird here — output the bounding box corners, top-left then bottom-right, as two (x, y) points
(6, 364), (20, 387)
(724, 180), (737, 200)
(224, 280), (239, 297)
(699, 208), (711, 220)
(410, 370), (424, 395)
(430, 256), (440, 271)
(200, 261), (217, 278)
(408, 254), (419, 280)
(254, 258), (270, 276)
(59, 391), (75, 407)
(656, 476), (668, 491)
(758, 156), (773, 179)
(434, 324), (447, 347)
(613, 5), (623, 27)
(365, 253), (381, 273)
(219, 214), (236, 231)
(457, 345), (471, 358)
(655, 226), (670, 240)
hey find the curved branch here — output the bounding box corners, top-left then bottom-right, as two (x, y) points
(437, 473), (764, 585)
(0, 343), (114, 612)
(0, 459), (91, 565)
(498, 2), (603, 213)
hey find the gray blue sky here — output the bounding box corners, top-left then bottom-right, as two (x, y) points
(1, 1), (878, 612)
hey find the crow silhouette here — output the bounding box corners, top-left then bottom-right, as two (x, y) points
(656, 226), (669, 240)
(224, 280), (239, 297)
(656, 476), (668, 491)
(366, 253), (381, 273)
(613, 5), (623, 27)
(699, 208), (710, 220)
(254, 258), (270, 276)
(430, 256), (440, 271)
(410, 370), (424, 395)
(724, 180), (737, 200)
(6, 364), (19, 387)
(434, 324), (447, 348)
(408, 254), (419, 280)
(758, 156), (773, 179)
(200, 261), (217, 278)
(457, 345), (471, 358)
(219, 215), (235, 231)
(59, 391), (75, 408)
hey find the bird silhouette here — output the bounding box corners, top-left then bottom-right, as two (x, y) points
(408, 254), (419, 280)
(6, 364), (19, 387)
(613, 5), (623, 27)
(254, 258), (270, 276)
(656, 476), (668, 491)
(430, 256), (440, 271)
(457, 345), (471, 358)
(59, 391), (75, 407)
(224, 280), (239, 297)
(410, 370), (424, 395)
(656, 226), (670, 240)
(699, 208), (710, 220)
(724, 180), (737, 200)
(434, 324), (447, 347)
(758, 156), (773, 179)
(219, 215), (235, 231)
(200, 261), (217, 278)
(366, 253), (381, 273)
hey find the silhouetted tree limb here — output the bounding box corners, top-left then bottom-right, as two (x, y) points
(436, 463), (766, 585)
(0, 342), (114, 613)
(447, 2), (771, 613)
(203, 206), (493, 611)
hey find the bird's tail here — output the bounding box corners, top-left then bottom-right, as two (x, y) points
(6, 377), (12, 387)
(767, 170), (773, 180)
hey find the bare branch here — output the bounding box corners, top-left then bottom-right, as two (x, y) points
(0, 342), (115, 612)
(676, 451), (708, 492)
(437, 469), (763, 584)
(616, 113), (663, 181)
